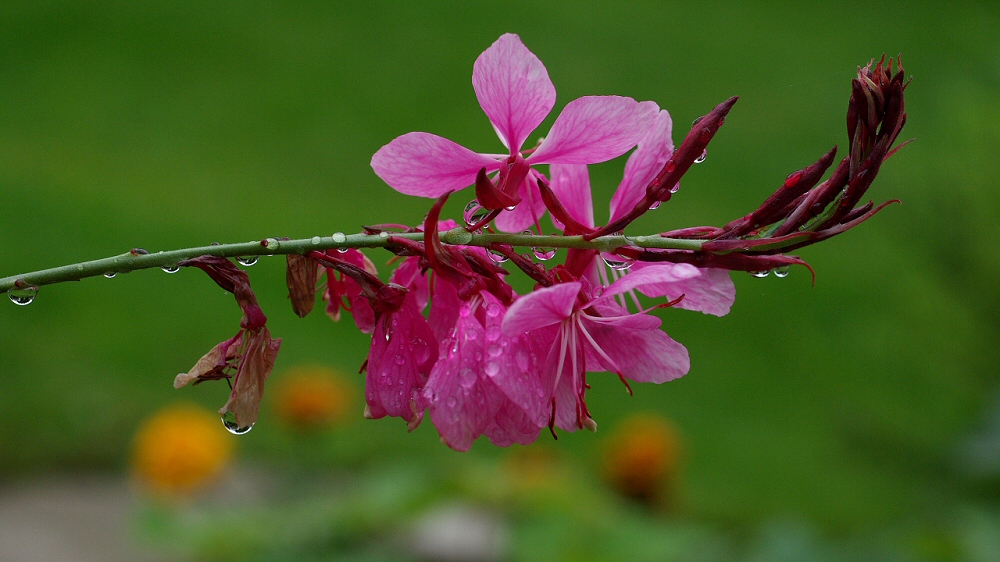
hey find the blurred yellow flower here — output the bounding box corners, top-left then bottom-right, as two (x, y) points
(602, 413), (682, 507)
(131, 403), (234, 496)
(272, 365), (354, 431)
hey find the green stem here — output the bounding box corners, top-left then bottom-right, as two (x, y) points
(0, 230), (704, 293)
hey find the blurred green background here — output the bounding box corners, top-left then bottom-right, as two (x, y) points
(2, 1), (999, 560)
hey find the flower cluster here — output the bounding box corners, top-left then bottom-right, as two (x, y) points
(173, 36), (906, 451)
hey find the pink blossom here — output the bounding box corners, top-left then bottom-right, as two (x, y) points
(502, 266), (706, 432)
(422, 288), (547, 450)
(321, 249), (377, 333)
(371, 33), (658, 232)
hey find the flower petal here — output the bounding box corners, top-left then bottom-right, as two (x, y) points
(591, 263), (700, 305)
(582, 316), (689, 383)
(371, 132), (498, 198)
(528, 97), (658, 165)
(503, 282), (581, 336)
(472, 33), (556, 153)
(365, 300), (435, 422)
(549, 163), (595, 229)
(424, 314), (503, 451)
(494, 173), (549, 232)
(631, 263), (736, 316)
(609, 109), (673, 222)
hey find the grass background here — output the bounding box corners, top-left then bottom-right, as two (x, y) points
(1, 0), (998, 551)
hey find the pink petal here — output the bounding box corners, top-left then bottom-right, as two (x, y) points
(631, 263), (736, 317)
(582, 316), (689, 383)
(609, 109), (673, 222)
(371, 132), (498, 198)
(472, 34), (556, 153)
(365, 300), (436, 422)
(428, 276), (462, 343)
(503, 282), (581, 336)
(480, 292), (549, 427)
(528, 98), (658, 165)
(549, 164), (595, 229)
(591, 263), (700, 305)
(483, 401), (543, 446)
(494, 173), (548, 232)
(424, 314), (503, 451)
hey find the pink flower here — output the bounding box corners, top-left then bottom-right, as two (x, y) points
(501, 265), (715, 432)
(371, 33), (658, 232)
(422, 286), (548, 450)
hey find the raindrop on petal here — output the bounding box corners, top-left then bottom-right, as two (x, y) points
(463, 199), (490, 227)
(773, 266), (791, 278)
(221, 412), (253, 435)
(749, 270), (770, 278)
(694, 150), (707, 164)
(649, 201), (660, 210)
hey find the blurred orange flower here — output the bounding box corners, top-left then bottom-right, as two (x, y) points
(131, 403), (234, 496)
(602, 413), (682, 507)
(272, 365), (354, 431)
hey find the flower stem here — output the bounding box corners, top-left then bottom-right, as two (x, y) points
(0, 231), (704, 293)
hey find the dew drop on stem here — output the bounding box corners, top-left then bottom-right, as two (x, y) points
(236, 256), (259, 267)
(161, 265), (180, 274)
(8, 287), (37, 306)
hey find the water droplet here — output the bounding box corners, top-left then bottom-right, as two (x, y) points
(379, 231), (389, 238)
(602, 254), (635, 271)
(485, 303), (501, 318)
(311, 236), (322, 245)
(337, 248), (348, 253)
(532, 246), (556, 261)
(485, 362), (500, 376)
(465, 329), (478, 341)
(488, 344), (503, 358)
(691, 116), (704, 126)
(446, 396), (458, 408)
(649, 201), (660, 210)
(784, 170), (804, 188)
(8, 287), (37, 306)
(749, 270), (770, 278)
(221, 412), (253, 435)
(161, 265), (180, 274)
(332, 232), (347, 243)
(236, 256), (258, 267)
(394, 354), (405, 365)
(103, 272), (117, 279)
(459, 369), (477, 388)
(535, 387), (546, 398)
(669, 183), (680, 194)
(665, 160), (676, 173)
(504, 205), (517, 211)
(459, 305), (472, 318)
(464, 199), (489, 227)
(488, 248), (508, 264)
(485, 325), (501, 341)
(693, 149), (707, 164)
(773, 266), (791, 278)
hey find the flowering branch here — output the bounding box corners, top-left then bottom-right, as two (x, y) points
(2, 33), (909, 450)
